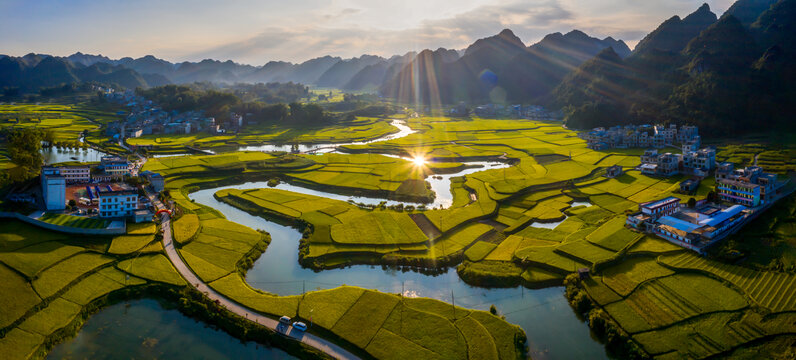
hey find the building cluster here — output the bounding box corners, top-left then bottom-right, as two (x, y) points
(581, 124), (699, 151)
(627, 197), (750, 253)
(715, 163), (782, 207)
(104, 91), (233, 144)
(639, 147), (716, 177)
(39, 155), (162, 222)
(448, 102), (563, 120)
(626, 162), (789, 253)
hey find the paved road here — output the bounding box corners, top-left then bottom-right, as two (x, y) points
(159, 213), (359, 360)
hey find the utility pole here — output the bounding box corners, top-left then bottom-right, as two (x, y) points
(441, 217), (445, 256)
(401, 281), (404, 335)
(451, 290), (456, 320)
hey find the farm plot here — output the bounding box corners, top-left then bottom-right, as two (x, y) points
(37, 213), (109, 229)
(0, 241), (83, 278)
(630, 311), (779, 359)
(601, 257), (674, 296)
(589, 194), (637, 213)
(172, 214), (200, 244)
(425, 223), (493, 258)
(554, 240), (617, 265)
(32, 253), (114, 298)
(585, 216), (641, 251)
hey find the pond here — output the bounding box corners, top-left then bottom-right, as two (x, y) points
(528, 201), (594, 230)
(48, 299), (294, 360)
(189, 187), (609, 360)
(40, 147), (107, 165)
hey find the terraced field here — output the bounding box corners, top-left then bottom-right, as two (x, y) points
(0, 103), (120, 143)
(660, 252), (796, 312)
(126, 116), (400, 153)
(37, 213), (109, 229)
(0, 220), (164, 358)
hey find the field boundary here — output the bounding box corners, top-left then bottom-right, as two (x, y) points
(0, 212), (126, 235)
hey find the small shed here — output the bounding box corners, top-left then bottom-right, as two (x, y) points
(577, 268), (590, 280)
(605, 165), (623, 178)
(680, 178), (700, 193)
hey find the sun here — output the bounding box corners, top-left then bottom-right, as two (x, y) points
(411, 155), (427, 167)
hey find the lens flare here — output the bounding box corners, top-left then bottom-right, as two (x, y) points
(412, 155), (427, 167)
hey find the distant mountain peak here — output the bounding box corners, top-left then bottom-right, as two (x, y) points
(722, 0), (778, 28)
(684, 3), (717, 24)
(595, 46), (621, 61)
(498, 28), (517, 37)
(463, 28), (526, 57)
(565, 29), (591, 40)
(631, 3), (717, 57)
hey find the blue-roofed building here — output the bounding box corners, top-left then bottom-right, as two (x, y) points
(628, 196), (752, 253)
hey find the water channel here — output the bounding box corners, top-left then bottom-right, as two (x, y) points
(238, 119), (417, 154)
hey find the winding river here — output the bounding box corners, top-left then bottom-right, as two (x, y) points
(53, 119), (609, 359)
(238, 119), (417, 154)
(188, 186), (607, 360)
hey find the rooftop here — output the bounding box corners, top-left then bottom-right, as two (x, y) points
(642, 196), (680, 210)
(717, 179), (761, 189)
(700, 205), (746, 227)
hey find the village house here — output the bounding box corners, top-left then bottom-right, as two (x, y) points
(140, 170), (165, 192)
(682, 148), (715, 176)
(581, 124), (698, 151)
(680, 178), (700, 193)
(715, 164), (784, 207)
(98, 184), (138, 218)
(605, 165), (623, 178)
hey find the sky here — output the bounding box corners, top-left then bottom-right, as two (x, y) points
(0, 0), (734, 65)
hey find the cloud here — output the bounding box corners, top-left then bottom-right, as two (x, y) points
(187, 0), (579, 63)
(322, 7), (362, 21)
(182, 0), (725, 64)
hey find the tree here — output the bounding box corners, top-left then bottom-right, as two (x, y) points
(42, 130), (55, 147)
(707, 191), (717, 203)
(68, 199), (76, 207)
(687, 197), (696, 208)
(6, 128), (43, 181)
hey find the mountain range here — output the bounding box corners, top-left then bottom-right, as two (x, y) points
(552, 0), (794, 135)
(1, 0), (793, 135)
(0, 27), (629, 97)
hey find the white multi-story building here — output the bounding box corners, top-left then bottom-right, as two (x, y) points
(41, 168), (65, 210)
(682, 148), (716, 176)
(677, 125), (698, 143)
(657, 153), (681, 176)
(42, 166), (90, 184)
(98, 185), (138, 218)
(98, 156), (131, 179)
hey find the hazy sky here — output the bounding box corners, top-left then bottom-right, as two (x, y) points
(0, 0), (734, 65)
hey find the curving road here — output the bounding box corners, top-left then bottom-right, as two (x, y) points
(159, 213), (359, 360)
